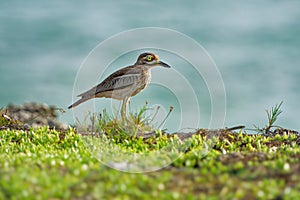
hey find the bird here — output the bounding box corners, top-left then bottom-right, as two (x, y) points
(68, 52), (171, 119)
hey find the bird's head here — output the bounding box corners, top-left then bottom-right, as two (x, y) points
(135, 52), (171, 68)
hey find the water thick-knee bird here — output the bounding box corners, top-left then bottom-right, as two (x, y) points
(68, 52), (171, 119)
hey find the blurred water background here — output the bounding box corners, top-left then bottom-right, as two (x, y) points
(1, 1), (299, 131)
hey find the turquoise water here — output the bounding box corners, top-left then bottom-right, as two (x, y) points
(1, 1), (300, 131)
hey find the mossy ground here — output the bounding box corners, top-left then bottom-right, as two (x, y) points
(0, 126), (299, 200)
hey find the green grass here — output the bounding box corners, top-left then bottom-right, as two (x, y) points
(0, 126), (299, 199)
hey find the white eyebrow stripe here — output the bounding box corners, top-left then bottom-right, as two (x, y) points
(148, 60), (156, 64)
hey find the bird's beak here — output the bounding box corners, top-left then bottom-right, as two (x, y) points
(159, 61), (171, 68)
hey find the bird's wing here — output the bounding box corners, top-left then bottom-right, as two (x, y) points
(77, 66), (140, 97)
(95, 73), (140, 93)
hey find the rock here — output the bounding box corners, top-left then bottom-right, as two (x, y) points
(6, 102), (68, 130)
(19, 111), (31, 121)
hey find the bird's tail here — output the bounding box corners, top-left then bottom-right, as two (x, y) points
(68, 96), (93, 109)
(68, 86), (98, 109)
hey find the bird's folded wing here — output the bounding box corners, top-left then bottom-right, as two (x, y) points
(77, 73), (140, 97)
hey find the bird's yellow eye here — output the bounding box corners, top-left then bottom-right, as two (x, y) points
(146, 55), (153, 61)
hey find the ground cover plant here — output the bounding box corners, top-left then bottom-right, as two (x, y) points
(0, 103), (299, 199)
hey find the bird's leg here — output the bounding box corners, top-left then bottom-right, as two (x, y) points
(121, 96), (130, 120)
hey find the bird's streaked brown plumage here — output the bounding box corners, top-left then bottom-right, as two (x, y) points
(68, 52), (171, 118)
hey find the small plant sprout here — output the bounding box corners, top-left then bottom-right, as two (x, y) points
(254, 101), (284, 134)
(264, 101), (283, 135)
(266, 101), (283, 130)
